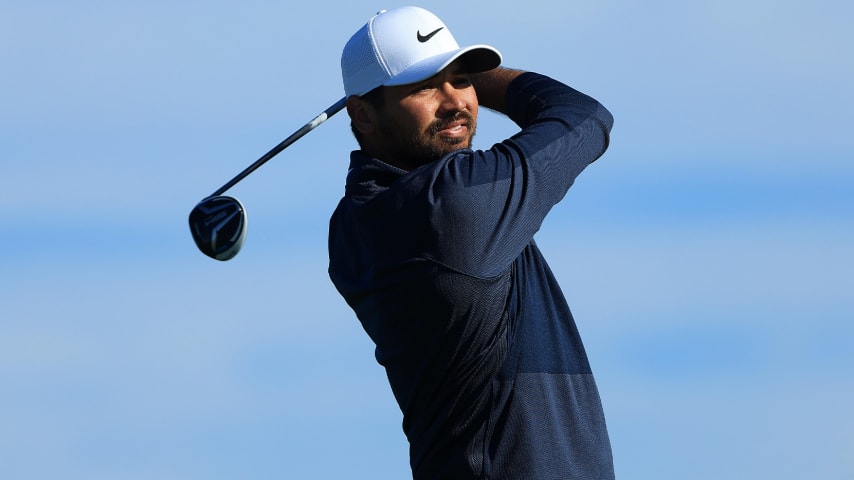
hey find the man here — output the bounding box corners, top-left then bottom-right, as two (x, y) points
(328, 6), (615, 479)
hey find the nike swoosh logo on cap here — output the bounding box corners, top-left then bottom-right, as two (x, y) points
(417, 27), (444, 43)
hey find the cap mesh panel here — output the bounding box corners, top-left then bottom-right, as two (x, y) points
(342, 26), (383, 95)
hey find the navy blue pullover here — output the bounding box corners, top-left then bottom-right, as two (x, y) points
(329, 72), (615, 479)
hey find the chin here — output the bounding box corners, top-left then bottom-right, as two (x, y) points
(440, 132), (474, 148)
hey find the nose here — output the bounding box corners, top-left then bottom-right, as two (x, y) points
(438, 81), (466, 113)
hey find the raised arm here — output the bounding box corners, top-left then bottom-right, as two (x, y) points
(469, 67), (525, 114)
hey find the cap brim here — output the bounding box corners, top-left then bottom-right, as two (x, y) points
(384, 45), (502, 88)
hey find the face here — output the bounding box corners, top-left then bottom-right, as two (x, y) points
(370, 64), (479, 170)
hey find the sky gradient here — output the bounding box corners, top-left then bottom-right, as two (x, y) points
(2, 1), (852, 478)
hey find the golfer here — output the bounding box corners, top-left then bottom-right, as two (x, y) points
(329, 6), (615, 479)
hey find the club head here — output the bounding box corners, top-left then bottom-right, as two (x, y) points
(188, 196), (248, 261)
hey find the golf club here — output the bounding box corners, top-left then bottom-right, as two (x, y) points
(189, 97), (347, 261)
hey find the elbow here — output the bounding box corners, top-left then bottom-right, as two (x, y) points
(592, 103), (614, 161)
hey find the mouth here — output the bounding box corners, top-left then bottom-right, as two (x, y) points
(434, 119), (469, 139)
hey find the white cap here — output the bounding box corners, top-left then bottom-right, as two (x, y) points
(341, 6), (502, 97)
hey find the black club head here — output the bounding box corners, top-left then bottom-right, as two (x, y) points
(188, 196), (248, 261)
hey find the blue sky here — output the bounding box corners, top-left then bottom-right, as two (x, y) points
(2, 1), (852, 479)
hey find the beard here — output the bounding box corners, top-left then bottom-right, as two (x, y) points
(378, 110), (477, 169)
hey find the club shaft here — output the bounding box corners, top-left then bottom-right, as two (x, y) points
(208, 97), (347, 198)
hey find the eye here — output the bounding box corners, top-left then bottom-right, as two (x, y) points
(452, 76), (472, 88)
(410, 82), (433, 94)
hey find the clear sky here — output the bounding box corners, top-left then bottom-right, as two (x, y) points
(2, 1), (852, 478)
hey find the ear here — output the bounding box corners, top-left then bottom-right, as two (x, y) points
(347, 96), (377, 136)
